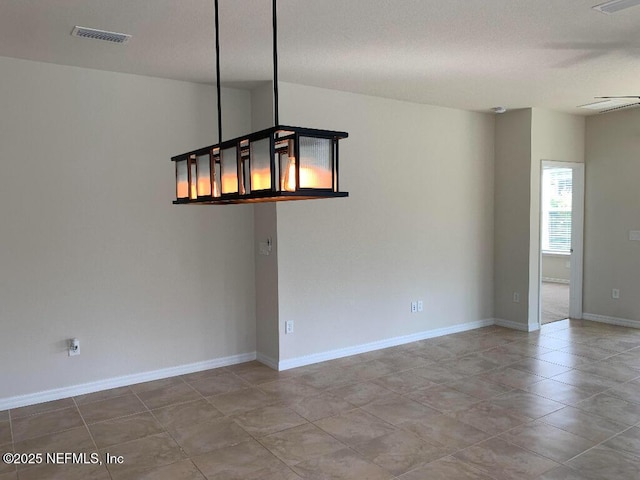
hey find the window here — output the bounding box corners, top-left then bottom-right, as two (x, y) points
(542, 167), (572, 254)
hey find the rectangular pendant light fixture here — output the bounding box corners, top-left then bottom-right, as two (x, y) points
(172, 125), (348, 204)
(171, 0), (348, 205)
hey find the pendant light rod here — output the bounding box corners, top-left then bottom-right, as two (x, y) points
(272, 0), (279, 126)
(214, 0), (223, 144)
(171, 0), (349, 206)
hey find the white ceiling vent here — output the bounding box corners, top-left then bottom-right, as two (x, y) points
(579, 98), (640, 113)
(71, 26), (131, 45)
(592, 0), (640, 14)
(579, 99), (629, 110)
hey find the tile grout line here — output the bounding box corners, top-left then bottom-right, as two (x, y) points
(136, 373), (284, 478)
(274, 323), (633, 478)
(78, 383), (192, 478)
(9, 405), (87, 446)
(7, 408), (16, 478)
(554, 423), (639, 472)
(252, 431), (315, 479)
(526, 399), (640, 469)
(316, 402), (490, 478)
(141, 406), (211, 480)
(492, 417), (635, 471)
(130, 379), (211, 479)
(392, 329), (637, 477)
(194, 367), (318, 478)
(71, 396), (114, 480)
(2, 320), (637, 479)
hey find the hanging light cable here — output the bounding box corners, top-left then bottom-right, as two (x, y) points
(171, 0), (349, 205)
(214, 0), (222, 146)
(272, 0), (279, 127)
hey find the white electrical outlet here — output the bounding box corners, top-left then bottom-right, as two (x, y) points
(612, 289), (620, 299)
(285, 320), (294, 334)
(411, 301), (417, 313)
(68, 338), (80, 357)
(513, 292), (520, 303)
(417, 300), (424, 312)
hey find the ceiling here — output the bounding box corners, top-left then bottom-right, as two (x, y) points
(1, 0), (639, 115)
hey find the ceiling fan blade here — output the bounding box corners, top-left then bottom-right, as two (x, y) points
(596, 96), (640, 99)
(600, 102), (640, 113)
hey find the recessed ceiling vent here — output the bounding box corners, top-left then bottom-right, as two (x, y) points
(593, 0), (640, 14)
(598, 102), (640, 113)
(579, 97), (640, 113)
(71, 26), (131, 45)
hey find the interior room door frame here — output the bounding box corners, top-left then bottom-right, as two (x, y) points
(538, 160), (585, 326)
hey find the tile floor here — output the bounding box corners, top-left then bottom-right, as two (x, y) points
(1, 319), (640, 479)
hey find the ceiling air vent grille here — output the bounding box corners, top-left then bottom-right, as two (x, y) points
(578, 99), (640, 113)
(71, 26), (131, 45)
(593, 0), (640, 14)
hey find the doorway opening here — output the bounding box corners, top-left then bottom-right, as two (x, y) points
(539, 161), (584, 325)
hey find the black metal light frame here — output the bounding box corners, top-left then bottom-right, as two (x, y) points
(171, 0), (349, 205)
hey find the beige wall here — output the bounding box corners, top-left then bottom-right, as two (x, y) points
(530, 109), (585, 324)
(0, 57), (255, 399)
(531, 109), (586, 164)
(542, 254), (571, 282)
(584, 109), (640, 321)
(251, 82), (275, 132)
(494, 110), (532, 327)
(494, 108), (584, 329)
(253, 203), (279, 365)
(251, 84), (280, 365)
(2, 52), (613, 403)
(274, 83), (495, 361)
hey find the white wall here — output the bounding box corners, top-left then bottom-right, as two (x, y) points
(0, 57), (255, 400)
(274, 83), (495, 361)
(584, 109), (640, 322)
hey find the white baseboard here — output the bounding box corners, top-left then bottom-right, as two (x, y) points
(542, 277), (570, 284)
(582, 313), (640, 329)
(2, 312), (571, 408)
(0, 351), (256, 411)
(256, 352), (278, 370)
(277, 318), (494, 371)
(494, 318), (538, 332)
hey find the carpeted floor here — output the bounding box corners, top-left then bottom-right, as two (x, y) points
(541, 281), (570, 324)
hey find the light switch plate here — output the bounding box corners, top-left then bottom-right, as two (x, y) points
(630, 230), (640, 241)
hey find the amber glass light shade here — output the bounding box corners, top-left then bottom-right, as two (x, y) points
(196, 154), (211, 197)
(175, 159), (189, 199)
(250, 138), (271, 191)
(221, 147), (238, 194)
(189, 157), (197, 200)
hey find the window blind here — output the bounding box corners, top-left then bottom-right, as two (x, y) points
(542, 168), (572, 253)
